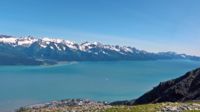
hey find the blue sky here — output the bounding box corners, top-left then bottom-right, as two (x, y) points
(0, 0), (200, 56)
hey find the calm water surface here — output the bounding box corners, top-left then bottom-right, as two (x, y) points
(0, 60), (200, 111)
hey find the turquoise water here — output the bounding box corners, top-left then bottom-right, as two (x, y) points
(0, 60), (200, 111)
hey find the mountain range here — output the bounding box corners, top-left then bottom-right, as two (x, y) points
(0, 34), (199, 65)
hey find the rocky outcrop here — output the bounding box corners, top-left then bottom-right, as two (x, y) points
(160, 103), (200, 112)
(134, 68), (200, 104)
(16, 99), (111, 112)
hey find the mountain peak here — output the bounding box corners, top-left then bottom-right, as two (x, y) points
(0, 36), (17, 44)
(42, 37), (64, 43)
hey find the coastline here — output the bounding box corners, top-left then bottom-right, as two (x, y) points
(16, 98), (200, 112)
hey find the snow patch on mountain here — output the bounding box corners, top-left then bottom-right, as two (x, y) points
(17, 37), (38, 46)
(0, 35), (199, 62)
(0, 36), (38, 47)
(0, 37), (17, 44)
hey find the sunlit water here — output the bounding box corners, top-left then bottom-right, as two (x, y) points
(0, 60), (200, 111)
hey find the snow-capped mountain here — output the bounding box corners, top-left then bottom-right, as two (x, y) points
(0, 35), (199, 65)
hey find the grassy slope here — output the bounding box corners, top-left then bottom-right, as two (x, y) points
(104, 104), (161, 112)
(104, 103), (200, 112)
(17, 102), (200, 112)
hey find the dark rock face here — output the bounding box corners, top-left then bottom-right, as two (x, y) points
(134, 68), (200, 104)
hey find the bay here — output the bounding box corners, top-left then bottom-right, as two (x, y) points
(0, 60), (200, 111)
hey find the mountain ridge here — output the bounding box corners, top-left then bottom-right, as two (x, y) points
(0, 34), (200, 65)
(109, 67), (200, 106)
(133, 67), (200, 104)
